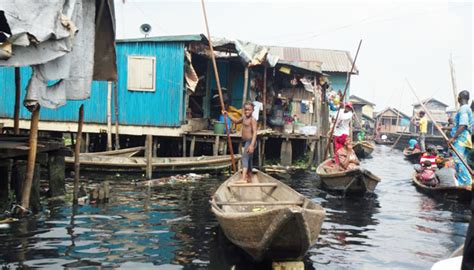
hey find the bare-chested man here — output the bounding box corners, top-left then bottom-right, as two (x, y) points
(224, 101), (257, 183)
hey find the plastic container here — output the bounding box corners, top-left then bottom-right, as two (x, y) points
(284, 123), (293, 134)
(214, 122), (225, 134)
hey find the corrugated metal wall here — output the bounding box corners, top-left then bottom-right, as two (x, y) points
(0, 67), (108, 123)
(116, 42), (185, 127)
(0, 41), (186, 127)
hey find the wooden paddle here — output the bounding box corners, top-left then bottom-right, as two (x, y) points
(201, 0), (237, 173)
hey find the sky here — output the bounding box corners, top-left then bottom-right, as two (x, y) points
(114, 0), (473, 115)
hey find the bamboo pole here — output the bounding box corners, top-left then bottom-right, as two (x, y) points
(406, 79), (473, 177)
(263, 66), (267, 130)
(73, 105), (84, 204)
(200, 0), (236, 172)
(323, 40), (362, 161)
(20, 106), (40, 212)
(106, 81), (113, 151)
(242, 67), (249, 108)
(14, 67), (21, 134)
(113, 81), (120, 150)
(449, 55), (459, 110)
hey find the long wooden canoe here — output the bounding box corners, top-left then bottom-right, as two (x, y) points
(211, 170), (325, 261)
(403, 148), (422, 164)
(65, 154), (240, 173)
(374, 137), (393, 145)
(316, 159), (381, 194)
(411, 173), (471, 202)
(352, 141), (374, 159)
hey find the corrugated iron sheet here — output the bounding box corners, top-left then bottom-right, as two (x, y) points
(268, 46), (358, 74)
(117, 34), (206, 44)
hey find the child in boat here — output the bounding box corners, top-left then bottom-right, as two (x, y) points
(225, 101), (258, 183)
(416, 160), (439, 187)
(336, 137), (360, 171)
(408, 139), (421, 153)
(419, 145), (438, 169)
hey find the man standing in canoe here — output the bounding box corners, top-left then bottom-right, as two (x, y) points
(416, 110), (428, 152)
(225, 101), (258, 183)
(448, 90), (473, 186)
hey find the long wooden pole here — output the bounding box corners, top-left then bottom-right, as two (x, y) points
(242, 67), (249, 108)
(14, 67), (21, 134)
(449, 55), (459, 110)
(323, 40), (362, 160)
(106, 81), (113, 151)
(263, 66), (267, 130)
(406, 79), (473, 177)
(113, 80), (120, 150)
(20, 106), (40, 211)
(200, 0), (236, 172)
(73, 105), (84, 204)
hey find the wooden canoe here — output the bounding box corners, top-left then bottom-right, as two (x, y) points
(65, 154), (241, 173)
(316, 159), (381, 194)
(411, 173), (472, 202)
(352, 141), (374, 159)
(403, 148), (422, 164)
(211, 170), (325, 261)
(374, 137), (393, 145)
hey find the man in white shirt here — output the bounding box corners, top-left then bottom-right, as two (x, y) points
(333, 102), (354, 153)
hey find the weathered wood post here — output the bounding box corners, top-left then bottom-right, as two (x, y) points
(113, 80), (120, 150)
(106, 81), (113, 151)
(73, 105), (84, 204)
(20, 106), (40, 214)
(145, 135), (153, 180)
(242, 66), (249, 108)
(0, 160), (11, 211)
(48, 151), (66, 197)
(14, 67), (21, 134)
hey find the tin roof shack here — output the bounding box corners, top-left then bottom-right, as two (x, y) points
(349, 94), (376, 133)
(375, 107), (410, 134)
(411, 98), (449, 135)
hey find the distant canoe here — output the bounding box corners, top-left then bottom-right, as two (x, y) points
(403, 148), (422, 164)
(411, 173), (471, 202)
(66, 153), (240, 173)
(374, 137), (393, 145)
(316, 159), (381, 194)
(211, 170), (326, 261)
(352, 141), (374, 159)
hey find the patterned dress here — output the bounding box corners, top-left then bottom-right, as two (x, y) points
(451, 104), (473, 185)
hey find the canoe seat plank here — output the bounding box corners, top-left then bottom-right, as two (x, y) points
(216, 201), (303, 206)
(227, 183), (278, 188)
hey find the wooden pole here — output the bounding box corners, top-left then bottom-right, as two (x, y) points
(406, 79), (473, 176)
(323, 40), (362, 160)
(106, 81), (113, 151)
(20, 106), (40, 212)
(145, 135), (153, 180)
(113, 80), (120, 150)
(14, 67), (21, 135)
(200, 0), (236, 172)
(242, 66), (249, 108)
(449, 55), (459, 110)
(72, 105), (84, 204)
(263, 66), (267, 130)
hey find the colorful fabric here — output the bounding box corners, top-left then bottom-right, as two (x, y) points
(408, 139), (418, 149)
(451, 104), (473, 185)
(336, 146), (359, 171)
(333, 134), (348, 154)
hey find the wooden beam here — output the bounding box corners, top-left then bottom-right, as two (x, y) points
(73, 105), (84, 204)
(106, 81), (112, 151)
(227, 183), (277, 188)
(145, 135), (153, 180)
(14, 67), (21, 135)
(242, 67), (249, 108)
(190, 136), (196, 157)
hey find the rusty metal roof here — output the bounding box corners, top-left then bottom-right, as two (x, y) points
(268, 46), (358, 74)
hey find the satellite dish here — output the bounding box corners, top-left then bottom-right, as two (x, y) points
(140, 23), (152, 37)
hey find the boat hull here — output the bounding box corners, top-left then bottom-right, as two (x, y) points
(211, 170), (325, 261)
(316, 159), (381, 194)
(411, 173), (471, 202)
(353, 141), (374, 159)
(403, 149), (422, 164)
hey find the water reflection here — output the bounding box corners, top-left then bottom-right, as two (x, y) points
(0, 145), (471, 269)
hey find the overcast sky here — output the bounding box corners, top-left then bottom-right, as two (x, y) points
(114, 0), (472, 115)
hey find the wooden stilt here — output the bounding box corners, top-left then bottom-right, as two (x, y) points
(14, 67), (21, 135)
(106, 81), (113, 151)
(145, 135), (153, 180)
(242, 67), (249, 108)
(48, 151), (65, 197)
(182, 135), (187, 157)
(85, 133), (90, 153)
(190, 136), (196, 157)
(73, 105), (84, 204)
(261, 139), (266, 165)
(258, 139), (262, 168)
(0, 160), (11, 211)
(263, 66), (267, 130)
(20, 106), (40, 213)
(152, 137), (158, 158)
(113, 80), (120, 150)
(280, 139), (292, 167)
(213, 136), (220, 156)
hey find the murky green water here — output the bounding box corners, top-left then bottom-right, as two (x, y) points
(0, 145), (471, 269)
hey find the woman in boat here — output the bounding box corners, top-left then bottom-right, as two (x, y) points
(336, 137), (360, 171)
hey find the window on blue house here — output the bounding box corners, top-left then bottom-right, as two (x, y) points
(127, 56), (156, 91)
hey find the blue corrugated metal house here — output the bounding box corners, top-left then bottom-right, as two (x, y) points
(0, 34), (210, 137)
